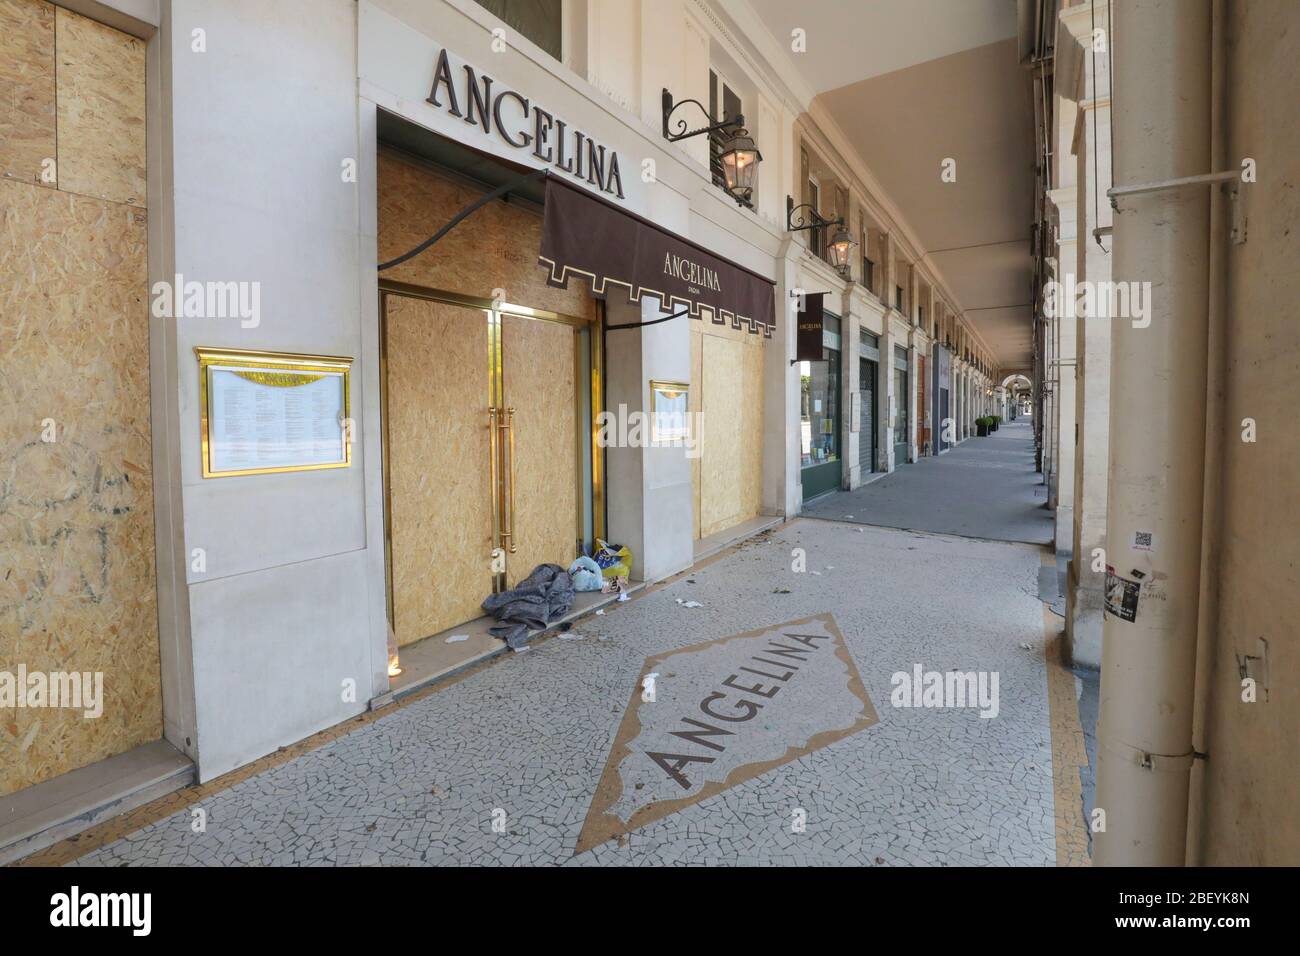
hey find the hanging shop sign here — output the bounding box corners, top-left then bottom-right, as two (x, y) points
(427, 47), (625, 199)
(796, 293), (827, 362)
(538, 177), (776, 336)
(195, 348), (353, 478)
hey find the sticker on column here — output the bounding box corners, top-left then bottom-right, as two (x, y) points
(1133, 530), (1155, 552)
(1104, 565), (1140, 623)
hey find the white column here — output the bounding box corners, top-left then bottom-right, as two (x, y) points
(1095, 0), (1211, 867)
(768, 246), (801, 517)
(844, 291), (860, 488)
(908, 340), (920, 461)
(1049, 187), (1079, 555)
(1064, 3), (1114, 669)
(880, 324), (898, 470)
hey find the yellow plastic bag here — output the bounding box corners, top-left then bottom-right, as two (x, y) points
(593, 538), (632, 579)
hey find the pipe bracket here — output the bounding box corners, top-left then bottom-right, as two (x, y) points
(1100, 735), (1196, 773)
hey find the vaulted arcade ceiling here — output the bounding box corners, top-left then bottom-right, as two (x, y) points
(745, 0), (1036, 370)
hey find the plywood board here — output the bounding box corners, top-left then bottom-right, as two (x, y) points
(690, 324), (702, 540)
(741, 337), (764, 514)
(0, 0), (57, 187)
(385, 296), (496, 646)
(378, 152), (593, 320)
(0, 178), (157, 797)
(699, 330), (764, 540)
(54, 5), (146, 206)
(502, 314), (578, 587)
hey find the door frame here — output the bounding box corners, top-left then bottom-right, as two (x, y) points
(377, 279), (599, 634)
(893, 365), (909, 466)
(859, 357), (877, 474)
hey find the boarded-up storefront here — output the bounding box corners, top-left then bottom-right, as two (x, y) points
(691, 322), (764, 540)
(377, 153), (595, 647)
(0, 0), (157, 796)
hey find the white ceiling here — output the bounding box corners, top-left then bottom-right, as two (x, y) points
(747, 0), (1019, 90)
(744, 0), (1035, 370)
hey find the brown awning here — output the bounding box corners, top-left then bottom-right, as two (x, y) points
(538, 177), (775, 337)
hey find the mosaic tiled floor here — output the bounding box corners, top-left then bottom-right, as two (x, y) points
(58, 517), (1084, 867)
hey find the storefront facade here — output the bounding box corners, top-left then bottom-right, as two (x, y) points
(1, 0), (1000, 844)
(799, 310), (842, 500)
(932, 343), (953, 454)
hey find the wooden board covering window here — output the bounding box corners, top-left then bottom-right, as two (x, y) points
(691, 321), (764, 541)
(0, 0), (155, 797)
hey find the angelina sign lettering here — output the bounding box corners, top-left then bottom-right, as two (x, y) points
(538, 178), (776, 337)
(427, 47), (625, 199)
(663, 252), (722, 294)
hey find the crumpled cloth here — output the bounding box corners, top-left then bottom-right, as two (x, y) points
(481, 563), (575, 649)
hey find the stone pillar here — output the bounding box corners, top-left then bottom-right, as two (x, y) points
(880, 322), (899, 471)
(842, 288), (859, 489)
(953, 365), (961, 440)
(1064, 7), (1114, 669)
(908, 340), (920, 461)
(1042, 299), (1056, 490)
(879, 232), (896, 313)
(1049, 187), (1079, 557)
(956, 365), (965, 440)
(1095, 0), (1211, 867)
(768, 242), (802, 518)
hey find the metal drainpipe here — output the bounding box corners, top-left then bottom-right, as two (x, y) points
(1187, 0), (1229, 866)
(1094, 0), (1212, 866)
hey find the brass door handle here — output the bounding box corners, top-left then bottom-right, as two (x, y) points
(499, 407), (517, 554)
(488, 406), (500, 549)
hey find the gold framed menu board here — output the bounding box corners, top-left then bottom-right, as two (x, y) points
(195, 347), (353, 478)
(649, 380), (690, 443)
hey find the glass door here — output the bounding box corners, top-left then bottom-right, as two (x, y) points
(800, 347), (841, 500)
(893, 345), (909, 466)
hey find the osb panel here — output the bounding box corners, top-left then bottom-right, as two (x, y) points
(54, 6), (146, 206)
(740, 339), (764, 517)
(378, 153), (592, 319)
(0, 0), (57, 187)
(385, 296), (496, 645)
(690, 324), (702, 540)
(699, 332), (764, 539)
(502, 314), (578, 587)
(0, 178), (158, 797)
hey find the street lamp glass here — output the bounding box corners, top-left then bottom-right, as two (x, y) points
(719, 129), (762, 204)
(828, 225), (857, 272)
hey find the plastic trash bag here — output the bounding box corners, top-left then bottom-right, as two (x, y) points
(593, 538), (632, 579)
(568, 555), (604, 592)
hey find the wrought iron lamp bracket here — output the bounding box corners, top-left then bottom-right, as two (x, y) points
(661, 88), (743, 143)
(786, 196), (842, 234)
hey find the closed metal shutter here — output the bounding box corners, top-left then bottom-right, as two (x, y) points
(859, 359), (877, 472)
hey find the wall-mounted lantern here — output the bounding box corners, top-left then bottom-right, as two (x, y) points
(661, 88), (762, 207)
(827, 225), (857, 275)
(787, 197), (857, 276)
(717, 128), (762, 206)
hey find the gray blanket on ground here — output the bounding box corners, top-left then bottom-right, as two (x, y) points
(481, 563), (575, 649)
